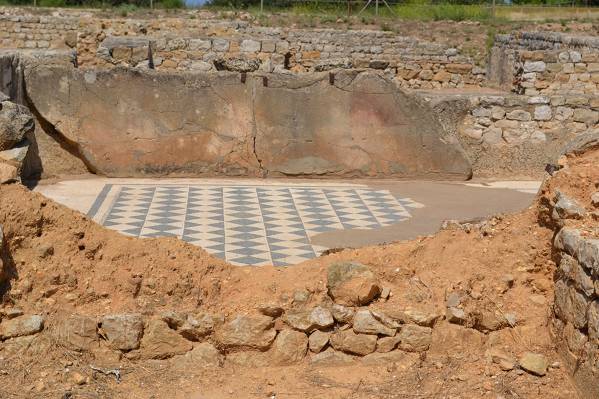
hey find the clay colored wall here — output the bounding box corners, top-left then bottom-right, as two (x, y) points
(24, 64), (472, 179)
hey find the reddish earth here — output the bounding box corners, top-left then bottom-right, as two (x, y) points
(0, 148), (597, 398)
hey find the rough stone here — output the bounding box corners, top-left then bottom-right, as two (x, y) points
(528, 96), (550, 104)
(258, 304), (284, 318)
(308, 330), (330, 353)
(57, 315), (97, 351)
(101, 314), (144, 351)
(330, 329), (377, 356)
(0, 139), (29, 166)
(140, 319), (193, 359)
(178, 313), (223, 341)
(578, 239), (599, 274)
(391, 309), (440, 327)
(488, 349), (516, 371)
(534, 105), (552, 121)
(271, 329), (308, 365)
(213, 58), (260, 72)
(310, 348), (355, 365)
(506, 110), (532, 121)
(591, 192), (599, 207)
(0, 101), (34, 151)
(473, 310), (509, 332)
(446, 307), (468, 325)
(0, 315), (44, 339)
(573, 108), (599, 125)
(398, 325), (432, 352)
(353, 309), (396, 336)
(588, 301), (599, 341)
(560, 254), (594, 297)
(490, 106), (506, 120)
(553, 191), (586, 220)
(554, 228), (581, 256)
(240, 39), (261, 53)
(523, 61), (546, 73)
(519, 352), (548, 376)
(0, 163), (18, 184)
(376, 335), (401, 353)
(216, 314), (276, 350)
(327, 261), (381, 306)
(284, 307), (334, 332)
(183, 342), (223, 368)
(331, 304), (354, 324)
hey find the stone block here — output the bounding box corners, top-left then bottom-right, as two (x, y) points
(573, 108), (599, 125)
(523, 61), (546, 73)
(188, 39), (211, 51)
(534, 105), (552, 121)
(261, 40), (276, 53)
(490, 106), (506, 120)
(212, 38), (229, 52)
(240, 39), (261, 53)
(506, 110), (532, 121)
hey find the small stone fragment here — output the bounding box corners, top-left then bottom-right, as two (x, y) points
(258, 304), (284, 318)
(446, 292), (461, 308)
(519, 352), (548, 376)
(380, 287), (391, 300)
(488, 349), (516, 371)
(71, 371), (87, 385)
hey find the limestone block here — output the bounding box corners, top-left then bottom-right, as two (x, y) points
(534, 105), (552, 121)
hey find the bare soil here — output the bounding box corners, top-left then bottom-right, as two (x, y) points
(0, 148), (597, 398)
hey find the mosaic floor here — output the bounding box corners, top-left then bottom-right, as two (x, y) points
(87, 184), (424, 266)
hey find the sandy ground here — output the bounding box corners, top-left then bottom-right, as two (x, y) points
(0, 149), (596, 398)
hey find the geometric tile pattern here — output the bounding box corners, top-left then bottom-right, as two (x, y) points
(93, 184), (424, 266)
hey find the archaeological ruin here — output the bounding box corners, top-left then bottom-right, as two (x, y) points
(0, 5), (597, 399)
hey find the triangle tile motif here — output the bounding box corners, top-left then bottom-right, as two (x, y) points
(93, 184), (423, 266)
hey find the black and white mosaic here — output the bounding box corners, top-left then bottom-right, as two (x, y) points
(89, 184), (423, 266)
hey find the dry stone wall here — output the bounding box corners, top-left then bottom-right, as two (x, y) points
(0, 9), (483, 89)
(541, 141), (599, 399)
(0, 14), (77, 50)
(491, 32), (599, 96)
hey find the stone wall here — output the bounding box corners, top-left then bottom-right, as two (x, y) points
(0, 14), (77, 50)
(93, 30), (484, 89)
(0, 9), (483, 89)
(490, 32), (599, 96)
(538, 133), (599, 399)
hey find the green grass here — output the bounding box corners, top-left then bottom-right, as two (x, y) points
(211, 2), (494, 23)
(394, 3), (492, 21)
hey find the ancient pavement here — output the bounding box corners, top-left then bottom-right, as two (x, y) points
(34, 178), (541, 266)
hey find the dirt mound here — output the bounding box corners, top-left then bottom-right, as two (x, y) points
(0, 148), (597, 397)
